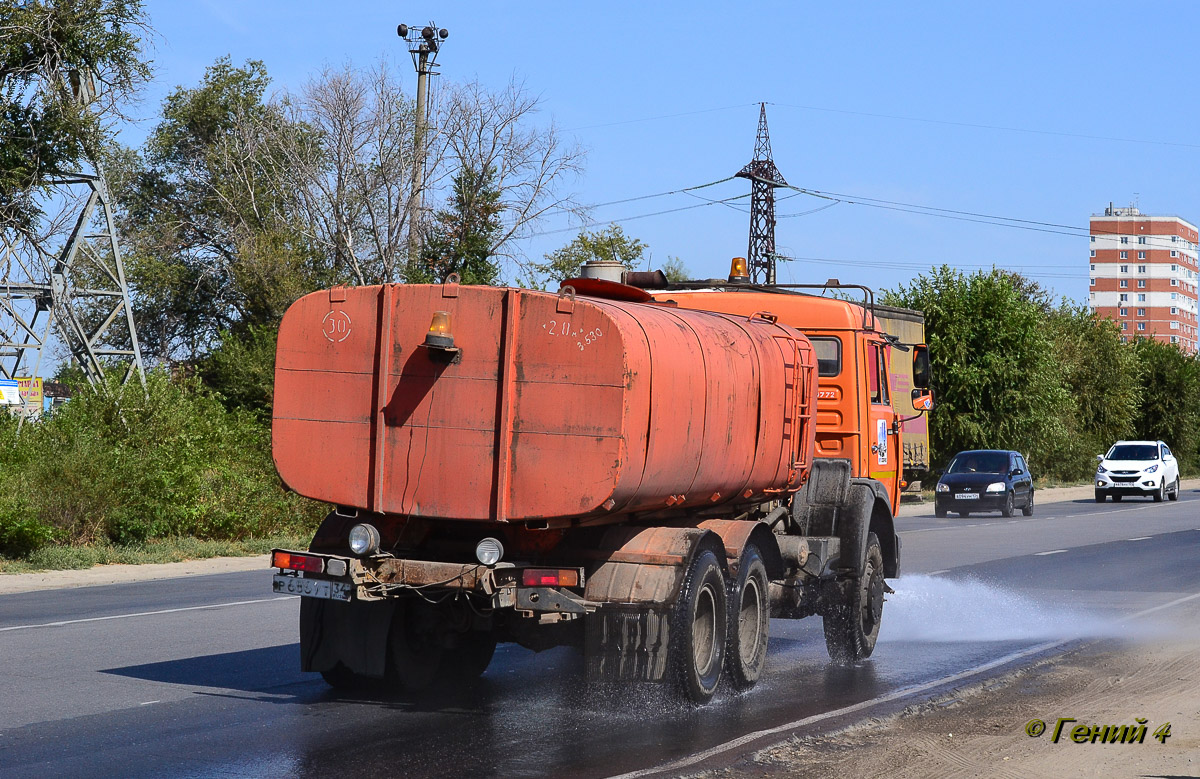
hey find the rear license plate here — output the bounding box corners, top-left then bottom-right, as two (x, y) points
(954, 493), (979, 500)
(273, 574), (352, 601)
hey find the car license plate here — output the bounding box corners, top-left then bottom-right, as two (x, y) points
(954, 493), (979, 500)
(273, 574), (352, 601)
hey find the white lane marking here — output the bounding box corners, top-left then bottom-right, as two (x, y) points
(608, 590), (1200, 779)
(1034, 550), (1067, 556)
(0, 597), (292, 633)
(140, 701), (160, 706)
(1127, 536), (1152, 541)
(925, 570), (950, 576)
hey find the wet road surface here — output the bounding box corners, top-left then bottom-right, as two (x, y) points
(2, 491), (1198, 778)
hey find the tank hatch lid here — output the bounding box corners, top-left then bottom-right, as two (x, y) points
(561, 277), (654, 303)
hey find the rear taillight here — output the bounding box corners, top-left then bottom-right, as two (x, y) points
(521, 568), (581, 587)
(273, 551), (324, 573)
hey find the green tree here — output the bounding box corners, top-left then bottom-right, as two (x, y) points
(414, 165), (504, 286)
(661, 256), (690, 283)
(198, 324), (279, 421)
(1043, 305), (1140, 476)
(109, 57), (325, 362)
(882, 266), (1072, 476)
(0, 0), (151, 230)
(1130, 338), (1200, 470)
(524, 224), (648, 288)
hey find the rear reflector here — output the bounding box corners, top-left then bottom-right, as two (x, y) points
(273, 551), (325, 573)
(521, 568), (580, 587)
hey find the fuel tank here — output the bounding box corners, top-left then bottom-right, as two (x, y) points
(272, 282), (817, 523)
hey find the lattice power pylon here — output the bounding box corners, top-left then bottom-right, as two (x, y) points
(0, 172), (146, 387)
(735, 103), (788, 285)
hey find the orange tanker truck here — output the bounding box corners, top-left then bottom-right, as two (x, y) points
(269, 258), (932, 704)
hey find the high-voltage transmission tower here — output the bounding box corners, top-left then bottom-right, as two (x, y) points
(0, 73), (146, 387)
(735, 103), (788, 285)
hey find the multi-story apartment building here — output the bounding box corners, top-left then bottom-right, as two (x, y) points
(1089, 204), (1199, 353)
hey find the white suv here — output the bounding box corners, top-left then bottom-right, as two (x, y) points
(1095, 440), (1180, 503)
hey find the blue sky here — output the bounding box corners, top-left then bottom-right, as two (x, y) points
(128, 1), (1200, 302)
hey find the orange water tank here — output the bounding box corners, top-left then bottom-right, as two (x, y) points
(272, 283), (817, 523)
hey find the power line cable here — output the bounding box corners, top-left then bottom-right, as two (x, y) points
(528, 193), (750, 238)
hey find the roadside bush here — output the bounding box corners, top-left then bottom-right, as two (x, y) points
(198, 324), (279, 420)
(0, 370), (325, 558)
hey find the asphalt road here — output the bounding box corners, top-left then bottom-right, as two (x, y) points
(2, 490), (1198, 778)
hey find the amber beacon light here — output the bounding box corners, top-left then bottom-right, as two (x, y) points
(421, 310), (462, 363)
(728, 257), (750, 284)
(424, 311), (455, 347)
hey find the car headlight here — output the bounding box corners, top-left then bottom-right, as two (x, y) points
(1096, 464), (1108, 474)
(986, 482), (1005, 493)
(936, 482), (949, 492)
(1145, 464), (1159, 473)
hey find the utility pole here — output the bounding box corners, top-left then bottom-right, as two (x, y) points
(398, 23), (449, 274)
(735, 103), (788, 285)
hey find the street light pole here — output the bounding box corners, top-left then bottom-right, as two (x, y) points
(398, 23), (449, 276)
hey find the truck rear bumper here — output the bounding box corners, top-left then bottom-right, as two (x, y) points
(271, 549), (588, 616)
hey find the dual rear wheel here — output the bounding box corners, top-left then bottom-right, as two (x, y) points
(669, 544), (771, 704)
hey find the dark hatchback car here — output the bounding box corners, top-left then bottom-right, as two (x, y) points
(934, 449), (1034, 517)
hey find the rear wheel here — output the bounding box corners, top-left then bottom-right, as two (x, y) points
(441, 630), (497, 683)
(1112, 494), (1123, 503)
(385, 602), (442, 691)
(1001, 491), (1015, 517)
(669, 548), (728, 703)
(1169, 477), (1180, 501)
(1022, 491), (1034, 516)
(726, 545), (769, 690)
(957, 510), (971, 517)
(319, 663), (371, 690)
(1095, 491), (1106, 503)
(823, 533), (885, 664)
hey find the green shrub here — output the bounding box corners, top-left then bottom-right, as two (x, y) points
(0, 370), (325, 559)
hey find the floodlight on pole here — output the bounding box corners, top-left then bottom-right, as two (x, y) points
(398, 21), (449, 271)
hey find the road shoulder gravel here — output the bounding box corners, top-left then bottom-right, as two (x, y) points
(708, 635), (1200, 778)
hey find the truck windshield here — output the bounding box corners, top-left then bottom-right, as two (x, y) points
(1107, 444), (1159, 461)
(947, 452), (1009, 474)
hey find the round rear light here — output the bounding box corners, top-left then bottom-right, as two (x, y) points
(475, 537), (504, 566)
(348, 523), (380, 556)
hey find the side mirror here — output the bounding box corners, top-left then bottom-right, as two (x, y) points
(1095, 454), (1104, 462)
(911, 388), (934, 411)
(912, 344), (931, 389)
(1010, 468), (1023, 476)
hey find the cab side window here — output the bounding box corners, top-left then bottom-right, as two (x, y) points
(867, 342), (890, 405)
(1161, 444), (1171, 459)
(1016, 455), (1028, 474)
